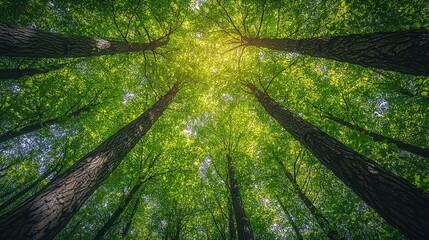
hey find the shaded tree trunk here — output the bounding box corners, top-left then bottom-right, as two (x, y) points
(0, 23), (169, 58)
(121, 197), (140, 238)
(243, 30), (429, 76)
(322, 112), (429, 158)
(228, 203), (236, 240)
(0, 102), (98, 144)
(226, 154), (254, 240)
(246, 82), (429, 240)
(276, 196), (303, 240)
(0, 83), (179, 240)
(0, 65), (64, 80)
(275, 158), (339, 239)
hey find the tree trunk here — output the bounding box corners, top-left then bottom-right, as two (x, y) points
(228, 203), (236, 240)
(226, 154), (254, 240)
(0, 65), (64, 80)
(323, 112), (429, 158)
(275, 158), (339, 239)
(246, 82), (429, 240)
(0, 102), (97, 144)
(0, 23), (169, 58)
(94, 180), (144, 240)
(121, 197), (140, 238)
(0, 83), (179, 240)
(243, 30), (429, 76)
(276, 196), (303, 240)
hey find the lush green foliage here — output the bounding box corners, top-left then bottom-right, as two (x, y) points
(1, 0), (428, 239)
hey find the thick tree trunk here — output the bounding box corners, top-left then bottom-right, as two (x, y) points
(323, 113), (429, 158)
(0, 23), (169, 58)
(0, 65), (64, 80)
(243, 30), (429, 76)
(0, 103), (97, 144)
(0, 83), (179, 240)
(275, 159), (339, 239)
(226, 154), (254, 240)
(276, 196), (303, 240)
(121, 197), (140, 238)
(246, 83), (429, 240)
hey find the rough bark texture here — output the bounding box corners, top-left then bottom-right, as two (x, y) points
(228, 204), (237, 240)
(226, 154), (254, 240)
(323, 113), (429, 158)
(0, 65), (64, 80)
(276, 197), (303, 240)
(247, 83), (429, 240)
(0, 23), (169, 58)
(0, 103), (97, 144)
(276, 159), (339, 239)
(243, 30), (429, 76)
(0, 84), (179, 240)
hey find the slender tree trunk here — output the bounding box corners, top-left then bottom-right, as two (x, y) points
(0, 103), (97, 144)
(322, 112), (429, 158)
(121, 197), (140, 238)
(243, 30), (429, 76)
(94, 180), (145, 240)
(228, 203), (236, 240)
(0, 165), (58, 211)
(0, 65), (64, 80)
(0, 23), (169, 58)
(226, 154), (254, 240)
(275, 158), (339, 239)
(0, 83), (179, 240)
(246, 83), (429, 240)
(276, 196), (303, 240)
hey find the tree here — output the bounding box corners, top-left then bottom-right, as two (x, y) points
(275, 195), (303, 240)
(0, 64), (64, 80)
(0, 83), (179, 240)
(226, 153), (254, 240)
(246, 82), (429, 239)
(242, 30), (429, 76)
(320, 111), (429, 158)
(0, 23), (170, 58)
(275, 155), (340, 239)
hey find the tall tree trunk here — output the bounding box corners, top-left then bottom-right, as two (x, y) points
(228, 203), (236, 240)
(121, 197), (140, 238)
(0, 23), (169, 58)
(0, 65), (64, 80)
(275, 158), (339, 239)
(322, 112), (429, 158)
(243, 30), (429, 76)
(0, 164), (59, 211)
(226, 154), (254, 240)
(0, 83), (179, 240)
(0, 102), (97, 144)
(275, 196), (303, 240)
(246, 83), (429, 240)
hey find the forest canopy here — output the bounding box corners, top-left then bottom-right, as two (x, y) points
(0, 0), (428, 239)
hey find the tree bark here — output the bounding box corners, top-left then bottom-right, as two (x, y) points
(323, 112), (429, 158)
(226, 154), (254, 240)
(228, 203), (236, 240)
(246, 82), (429, 240)
(0, 83), (179, 240)
(0, 102), (97, 144)
(276, 196), (303, 240)
(275, 158), (339, 239)
(243, 30), (429, 76)
(121, 197), (140, 238)
(0, 23), (169, 58)
(0, 65), (64, 80)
